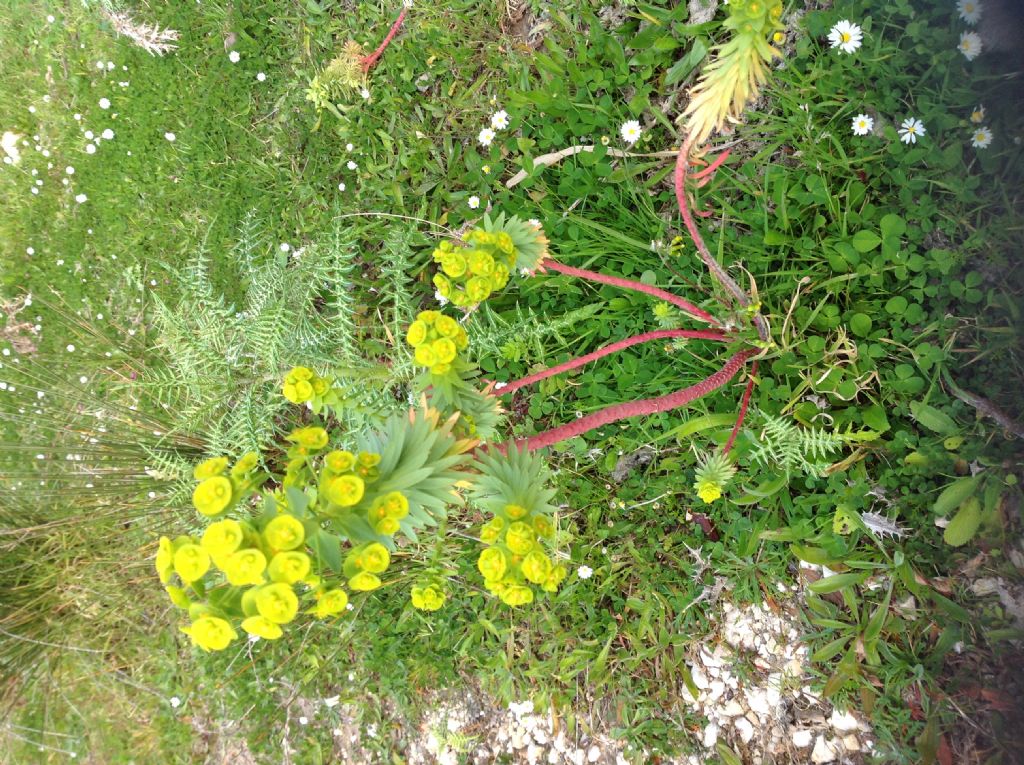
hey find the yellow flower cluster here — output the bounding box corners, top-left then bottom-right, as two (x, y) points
(477, 504), (565, 607)
(319, 448), (381, 508)
(191, 453), (260, 517)
(431, 229), (516, 308)
(405, 310), (469, 376)
(158, 505), (355, 651)
(343, 542), (391, 592)
(410, 581), (446, 611)
(282, 366), (331, 405)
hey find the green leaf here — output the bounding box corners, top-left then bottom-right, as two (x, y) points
(715, 743), (743, 765)
(664, 39), (708, 86)
(879, 213), (907, 239)
(933, 476), (980, 516)
(849, 313), (872, 337)
(909, 401), (959, 436)
(790, 544), (837, 566)
(943, 496), (982, 547)
(809, 572), (867, 594)
(851, 230), (882, 253)
(309, 531), (343, 573)
(812, 635), (852, 663)
(862, 404), (890, 432)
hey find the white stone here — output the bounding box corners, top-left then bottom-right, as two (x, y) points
(526, 744), (543, 764)
(703, 723), (719, 748)
(707, 681), (726, 702)
(791, 729), (813, 748)
(692, 666), (710, 690)
(547, 749), (560, 764)
(569, 748), (585, 765)
(722, 700), (745, 717)
(735, 717), (755, 744)
(811, 735), (838, 764)
(829, 709), (859, 732)
(843, 734), (861, 752)
(511, 729), (526, 749)
(588, 744), (601, 762)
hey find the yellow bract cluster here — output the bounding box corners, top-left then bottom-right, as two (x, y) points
(158, 505), (351, 651)
(343, 542), (391, 592)
(410, 581), (446, 611)
(191, 453), (259, 517)
(431, 229), (516, 308)
(282, 366), (331, 405)
(477, 504), (565, 607)
(405, 310), (469, 376)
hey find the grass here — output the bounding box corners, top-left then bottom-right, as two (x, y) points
(1, 0), (1023, 763)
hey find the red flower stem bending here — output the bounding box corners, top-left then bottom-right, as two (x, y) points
(542, 259), (720, 326)
(498, 329), (728, 396)
(361, 6), (407, 72)
(508, 349), (756, 453)
(675, 136), (769, 342)
(723, 360), (758, 455)
(690, 148), (731, 181)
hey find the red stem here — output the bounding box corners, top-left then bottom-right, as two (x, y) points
(505, 350), (756, 452)
(542, 259), (720, 326)
(723, 360), (758, 455)
(361, 6), (407, 72)
(497, 329), (728, 396)
(690, 148), (731, 181)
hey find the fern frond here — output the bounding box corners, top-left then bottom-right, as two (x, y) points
(748, 412), (845, 477)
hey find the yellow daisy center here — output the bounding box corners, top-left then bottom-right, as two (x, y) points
(841, 32), (851, 43)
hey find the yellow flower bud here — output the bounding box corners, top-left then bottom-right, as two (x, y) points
(325, 450), (356, 473)
(348, 571), (382, 591)
(310, 588), (349, 617)
(223, 549), (268, 586)
(418, 310), (441, 324)
(466, 276), (492, 302)
(505, 522), (535, 556)
(406, 320), (428, 347)
(288, 366), (314, 381)
(192, 476), (233, 517)
(477, 547), (508, 581)
(193, 456), (229, 480)
(231, 452), (259, 477)
(357, 452), (381, 468)
(263, 514), (306, 551)
(165, 585), (191, 609)
(532, 515), (554, 538)
(374, 517), (400, 535)
(268, 551), (312, 584)
(468, 250), (495, 276)
(255, 583), (299, 624)
(326, 474), (365, 506)
(432, 338), (457, 364)
(241, 615), (283, 640)
(442, 253), (468, 278)
(521, 551), (552, 585)
(696, 480), (722, 504)
(415, 344), (438, 367)
(288, 426), (329, 450)
(173, 543), (210, 583)
(499, 584), (534, 607)
(433, 274), (452, 298)
(353, 542), (390, 573)
(283, 379), (314, 403)
(180, 615), (237, 652)
(155, 536), (174, 583)
(542, 564), (567, 593)
(201, 519), (244, 559)
(504, 503), (529, 520)
(434, 315), (460, 338)
(410, 584), (446, 611)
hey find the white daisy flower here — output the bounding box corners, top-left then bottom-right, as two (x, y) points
(279, 242), (290, 253)
(337, 182), (346, 191)
(478, 127), (496, 147)
(101, 128), (114, 140)
(467, 195), (480, 209)
(360, 88), (371, 100)
(620, 119), (642, 144)
(957, 0), (983, 25)
(577, 565), (593, 580)
(969, 105), (986, 124)
(490, 110), (509, 130)
(66, 166), (74, 175)
(84, 130), (94, 140)
(345, 142), (354, 151)
(971, 126), (993, 149)
(85, 143), (96, 154)
(257, 72), (266, 82)
(229, 50), (240, 63)
(898, 117), (926, 145)
(28, 105), (36, 114)
(347, 160), (357, 170)
(164, 132), (176, 142)
(828, 20), (863, 54)
(98, 97), (110, 109)
(46, 14), (55, 22)
(851, 114), (874, 136)
(959, 31), (982, 61)
(74, 194), (87, 204)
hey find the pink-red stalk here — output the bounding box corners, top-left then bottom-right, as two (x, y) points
(361, 6), (407, 72)
(498, 329), (727, 396)
(723, 359), (758, 455)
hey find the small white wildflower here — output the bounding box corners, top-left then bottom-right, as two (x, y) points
(620, 119), (642, 144)
(65, 166), (74, 175)
(490, 110), (509, 130)
(828, 20), (863, 54)
(229, 50), (240, 63)
(164, 132), (176, 142)
(323, 695), (341, 708)
(577, 564), (594, 579)
(74, 194), (87, 204)
(66, 344), (76, 352)
(298, 716), (309, 726)
(279, 242), (290, 252)
(898, 117), (926, 145)
(971, 126), (993, 149)
(169, 696), (181, 708)
(478, 127), (495, 146)
(106, 61), (114, 70)
(337, 182), (346, 191)
(467, 195), (480, 209)
(345, 142), (354, 151)
(360, 88), (371, 100)
(101, 128), (114, 140)
(26, 247), (34, 255)
(257, 72), (266, 82)
(73, 113), (82, 121)
(47, 14), (55, 22)
(84, 130), (94, 140)
(347, 160), (357, 170)
(959, 31), (982, 61)
(28, 105), (36, 114)
(851, 114), (873, 136)
(31, 187), (39, 195)
(970, 105), (986, 124)
(85, 143), (96, 154)
(98, 97), (110, 109)
(957, 0), (983, 25)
